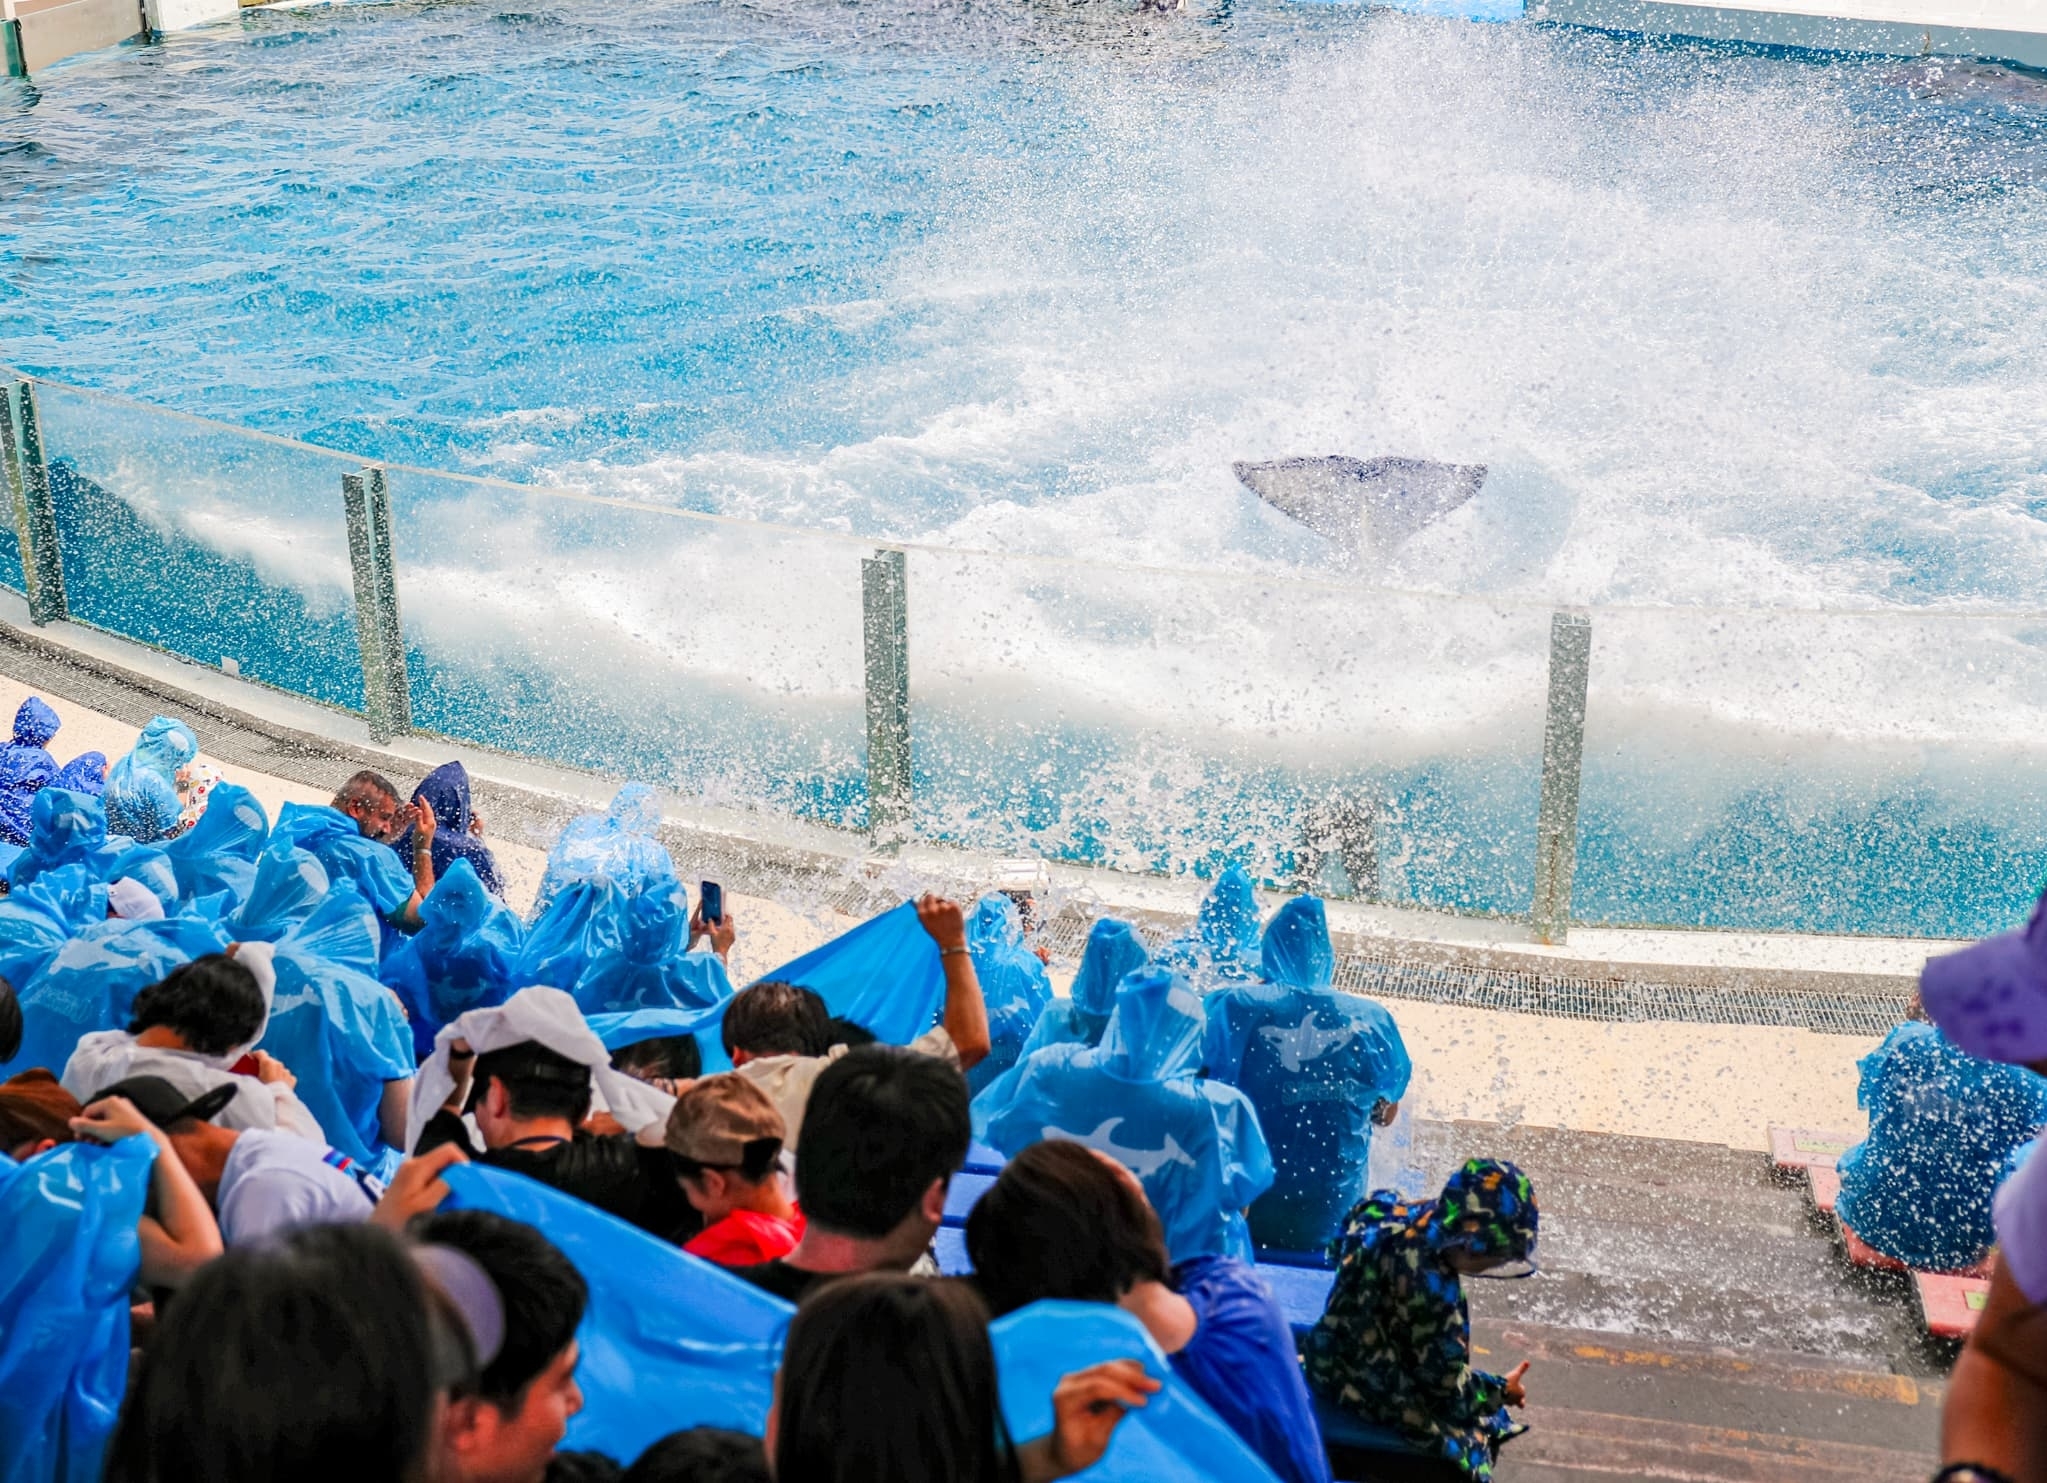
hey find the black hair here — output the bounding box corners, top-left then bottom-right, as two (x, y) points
(410, 1209), (589, 1409)
(721, 981), (832, 1059)
(621, 1429), (769, 1483)
(612, 1034), (702, 1083)
(334, 769), (400, 807)
(775, 1275), (1016, 1483)
(795, 1045), (969, 1238)
(823, 1017), (876, 1050)
(470, 1042), (595, 1126)
(965, 1140), (1170, 1317)
(104, 1223), (437, 1483)
(126, 956), (266, 1057)
(0, 975), (19, 1065)
(546, 1451), (624, 1483)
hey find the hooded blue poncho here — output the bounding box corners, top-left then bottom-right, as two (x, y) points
(0, 697), (61, 846)
(161, 783), (269, 914)
(971, 916), (1149, 1122)
(383, 858), (527, 1060)
(1203, 896), (1412, 1255)
(51, 751), (105, 799)
(0, 1137), (152, 1483)
(532, 783), (675, 914)
(102, 716), (196, 845)
(1, 913), (229, 1081)
(964, 895), (1054, 1095)
(257, 883), (415, 1181)
(1837, 1021), (2047, 1270)
(392, 761), (505, 899)
(1156, 866), (1263, 989)
(568, 882), (732, 1020)
(980, 966), (1274, 1262)
(8, 789), (175, 911)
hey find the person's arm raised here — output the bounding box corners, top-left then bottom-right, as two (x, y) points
(71, 1096), (223, 1287)
(398, 800), (437, 931)
(917, 892), (991, 1070)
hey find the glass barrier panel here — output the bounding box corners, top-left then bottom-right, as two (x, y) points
(32, 382), (370, 713)
(905, 547), (1554, 914)
(1576, 605), (2047, 939)
(382, 470), (869, 829)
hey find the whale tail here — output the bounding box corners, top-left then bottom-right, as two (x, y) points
(1234, 455), (1486, 559)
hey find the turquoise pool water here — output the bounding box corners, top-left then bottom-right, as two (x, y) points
(3, 0), (2047, 934)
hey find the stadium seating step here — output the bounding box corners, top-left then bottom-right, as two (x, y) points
(1913, 1269), (1992, 1342)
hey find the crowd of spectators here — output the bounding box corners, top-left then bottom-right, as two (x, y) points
(1, 693), (2043, 1483)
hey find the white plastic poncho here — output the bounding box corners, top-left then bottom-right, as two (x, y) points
(405, 985), (675, 1155)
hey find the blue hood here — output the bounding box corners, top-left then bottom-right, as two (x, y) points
(1071, 917), (1149, 1021)
(1198, 865), (1261, 968)
(11, 697), (58, 749)
(534, 783), (676, 911)
(1260, 897), (1334, 991)
(102, 717), (195, 846)
(51, 752), (106, 798)
(1097, 967), (1205, 1083)
(395, 760), (506, 899)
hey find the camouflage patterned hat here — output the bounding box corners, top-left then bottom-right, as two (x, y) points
(1427, 1157), (1539, 1278)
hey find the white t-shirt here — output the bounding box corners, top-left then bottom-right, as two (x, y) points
(215, 1129), (377, 1247)
(60, 1034), (327, 1143)
(1996, 1142), (2047, 1304)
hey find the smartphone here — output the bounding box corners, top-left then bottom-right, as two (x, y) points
(699, 880), (724, 926)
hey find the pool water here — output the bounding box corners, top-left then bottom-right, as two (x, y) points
(4, 0), (2047, 934)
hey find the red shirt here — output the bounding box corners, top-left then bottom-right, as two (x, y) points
(685, 1206), (805, 1267)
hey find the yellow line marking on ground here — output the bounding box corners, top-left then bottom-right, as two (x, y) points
(1563, 1342), (1921, 1405)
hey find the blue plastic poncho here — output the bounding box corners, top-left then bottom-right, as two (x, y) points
(971, 917), (1149, 1123)
(1837, 1021), (2047, 1270)
(271, 802), (416, 923)
(1156, 866), (1263, 988)
(50, 752), (105, 799)
(0, 863), (107, 993)
(0, 697), (61, 847)
(1203, 897), (1412, 1255)
(588, 1003), (735, 1077)
(761, 899), (946, 1046)
(383, 859), (528, 1060)
(258, 884), (415, 1180)
(964, 896), (1054, 1095)
(228, 843), (331, 942)
(8, 789), (171, 904)
(161, 782), (269, 911)
(980, 967), (1274, 1262)
(532, 783), (676, 914)
(392, 761), (505, 899)
(443, 1162), (788, 1461)
(570, 884), (733, 1018)
(992, 1302), (1283, 1483)
(1, 913), (228, 1081)
(102, 716), (196, 845)
(0, 1137), (153, 1483)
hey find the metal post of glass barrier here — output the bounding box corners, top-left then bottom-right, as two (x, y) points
(365, 466), (412, 734)
(342, 466), (410, 742)
(1531, 609), (1592, 945)
(862, 548), (912, 851)
(0, 380), (68, 625)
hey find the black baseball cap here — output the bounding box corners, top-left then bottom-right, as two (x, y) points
(84, 1075), (236, 1128)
